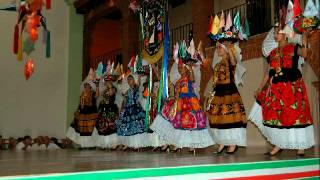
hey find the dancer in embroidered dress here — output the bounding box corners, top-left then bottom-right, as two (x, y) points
(116, 74), (150, 150)
(151, 40), (214, 152)
(94, 71), (120, 149)
(249, 22), (315, 156)
(205, 39), (247, 155)
(66, 69), (98, 148)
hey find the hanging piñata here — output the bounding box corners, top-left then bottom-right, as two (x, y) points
(12, 0), (51, 80)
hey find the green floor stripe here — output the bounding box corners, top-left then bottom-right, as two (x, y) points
(3, 158), (319, 180)
(298, 176), (320, 180)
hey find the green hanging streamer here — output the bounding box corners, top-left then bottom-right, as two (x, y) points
(144, 65), (152, 131)
(157, 62), (164, 113)
(46, 30), (51, 58)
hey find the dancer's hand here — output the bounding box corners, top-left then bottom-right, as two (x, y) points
(254, 88), (261, 99)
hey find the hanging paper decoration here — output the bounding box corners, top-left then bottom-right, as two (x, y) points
(45, 0), (51, 10)
(17, 35), (23, 61)
(12, 0), (51, 80)
(13, 24), (19, 54)
(23, 37), (35, 55)
(24, 58), (34, 80)
(45, 30), (50, 58)
(129, 0), (166, 64)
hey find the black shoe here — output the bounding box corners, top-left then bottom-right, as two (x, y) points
(297, 150), (305, 157)
(213, 146), (227, 154)
(264, 149), (283, 156)
(152, 147), (161, 151)
(189, 148), (196, 155)
(226, 146), (238, 155)
(160, 145), (170, 152)
(171, 147), (181, 153)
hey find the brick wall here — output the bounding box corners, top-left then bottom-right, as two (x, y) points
(191, 0), (213, 48)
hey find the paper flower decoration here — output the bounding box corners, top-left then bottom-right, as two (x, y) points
(24, 59), (34, 80)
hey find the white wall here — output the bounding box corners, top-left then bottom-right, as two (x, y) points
(0, 1), (69, 138)
(238, 58), (268, 147)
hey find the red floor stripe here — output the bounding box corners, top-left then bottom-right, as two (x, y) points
(213, 170), (320, 180)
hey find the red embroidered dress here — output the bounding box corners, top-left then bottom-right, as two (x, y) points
(256, 44), (313, 128)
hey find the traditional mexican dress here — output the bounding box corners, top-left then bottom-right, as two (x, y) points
(206, 58), (247, 146)
(250, 44), (315, 149)
(116, 87), (150, 148)
(66, 91), (98, 148)
(93, 87), (119, 148)
(151, 76), (214, 148)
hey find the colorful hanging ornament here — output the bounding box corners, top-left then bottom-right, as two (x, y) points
(45, 30), (50, 58)
(13, 24), (19, 54)
(29, 28), (38, 42)
(45, 0), (51, 10)
(17, 35), (23, 61)
(12, 0), (51, 79)
(24, 58), (34, 80)
(23, 37), (35, 55)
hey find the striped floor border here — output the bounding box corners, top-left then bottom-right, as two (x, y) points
(1, 158), (319, 180)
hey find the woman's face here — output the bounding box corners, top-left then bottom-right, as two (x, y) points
(104, 80), (112, 88)
(178, 64), (187, 76)
(127, 76), (135, 88)
(274, 28), (286, 42)
(217, 44), (227, 57)
(84, 83), (91, 92)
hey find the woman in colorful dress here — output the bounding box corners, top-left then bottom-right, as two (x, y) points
(94, 74), (119, 149)
(205, 40), (247, 155)
(116, 74), (149, 150)
(151, 58), (214, 152)
(250, 23), (315, 156)
(66, 73), (98, 148)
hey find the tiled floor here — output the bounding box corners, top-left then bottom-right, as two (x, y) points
(0, 146), (318, 177)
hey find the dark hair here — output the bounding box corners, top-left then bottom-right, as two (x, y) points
(17, 137), (24, 142)
(23, 135), (31, 140)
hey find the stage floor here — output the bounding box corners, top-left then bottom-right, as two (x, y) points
(0, 146), (319, 178)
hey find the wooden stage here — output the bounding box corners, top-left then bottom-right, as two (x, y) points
(0, 147), (319, 179)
